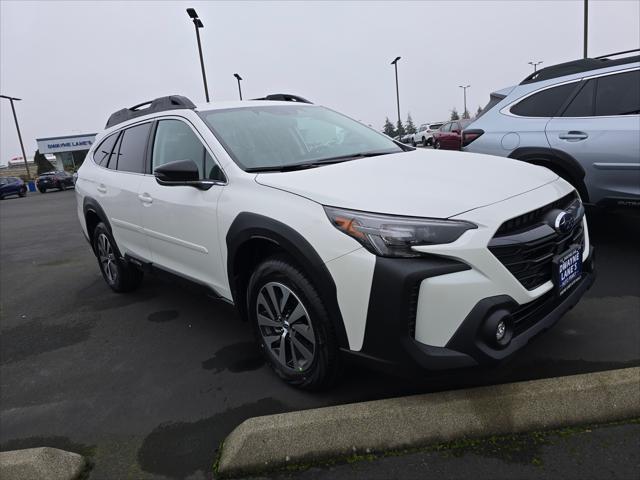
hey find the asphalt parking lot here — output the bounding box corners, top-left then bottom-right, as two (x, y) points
(1, 190), (639, 479)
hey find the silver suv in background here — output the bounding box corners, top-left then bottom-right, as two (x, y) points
(463, 50), (640, 209)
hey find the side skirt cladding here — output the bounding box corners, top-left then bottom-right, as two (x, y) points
(225, 212), (350, 349)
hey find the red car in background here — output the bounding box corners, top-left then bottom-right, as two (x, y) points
(432, 119), (472, 150)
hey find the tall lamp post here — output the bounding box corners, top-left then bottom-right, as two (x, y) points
(233, 73), (243, 100)
(390, 56), (401, 132)
(458, 85), (470, 119)
(528, 60), (543, 72)
(186, 8), (210, 102)
(583, 0), (588, 58)
(0, 94), (31, 179)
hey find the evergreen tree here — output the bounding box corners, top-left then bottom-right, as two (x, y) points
(395, 119), (406, 138)
(476, 105), (483, 117)
(462, 109), (470, 119)
(405, 113), (417, 134)
(382, 117), (396, 137)
(450, 108), (460, 120)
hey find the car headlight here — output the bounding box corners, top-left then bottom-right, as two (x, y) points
(324, 206), (477, 258)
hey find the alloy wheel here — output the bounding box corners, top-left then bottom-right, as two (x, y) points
(256, 282), (316, 373)
(97, 233), (118, 284)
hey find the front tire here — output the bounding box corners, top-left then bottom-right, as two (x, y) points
(92, 223), (143, 293)
(434, 140), (441, 149)
(247, 255), (341, 390)
(39, 187), (46, 193)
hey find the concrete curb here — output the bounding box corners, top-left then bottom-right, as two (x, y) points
(217, 367), (640, 477)
(0, 447), (86, 480)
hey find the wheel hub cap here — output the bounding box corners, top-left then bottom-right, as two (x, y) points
(256, 282), (316, 372)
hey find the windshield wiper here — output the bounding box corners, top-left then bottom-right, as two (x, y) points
(245, 150), (399, 173)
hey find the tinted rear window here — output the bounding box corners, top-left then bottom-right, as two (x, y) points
(116, 123), (151, 173)
(511, 82), (578, 117)
(94, 132), (120, 167)
(595, 70), (640, 116)
(562, 79), (596, 117)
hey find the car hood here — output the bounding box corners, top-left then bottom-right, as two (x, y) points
(255, 149), (558, 218)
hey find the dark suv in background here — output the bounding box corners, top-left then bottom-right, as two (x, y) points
(36, 171), (75, 193)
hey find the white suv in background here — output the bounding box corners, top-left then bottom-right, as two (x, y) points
(413, 121), (445, 147)
(76, 95), (594, 390)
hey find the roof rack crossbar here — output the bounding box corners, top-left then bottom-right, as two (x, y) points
(105, 95), (196, 128)
(595, 48), (640, 59)
(252, 93), (313, 104)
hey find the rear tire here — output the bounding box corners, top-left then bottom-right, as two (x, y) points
(92, 223), (143, 293)
(247, 255), (341, 390)
(422, 137), (428, 147)
(18, 189), (26, 197)
(39, 187), (46, 193)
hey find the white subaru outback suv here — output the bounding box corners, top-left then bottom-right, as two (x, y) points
(76, 94), (595, 390)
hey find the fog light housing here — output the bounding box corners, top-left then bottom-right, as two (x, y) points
(482, 309), (513, 348)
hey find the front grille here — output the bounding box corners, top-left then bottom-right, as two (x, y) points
(489, 194), (585, 290)
(495, 191), (577, 236)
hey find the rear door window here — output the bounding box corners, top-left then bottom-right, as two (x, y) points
(561, 80), (596, 117)
(511, 82), (579, 117)
(116, 123), (152, 173)
(595, 70), (640, 116)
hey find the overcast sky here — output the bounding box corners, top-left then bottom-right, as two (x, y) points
(1, 0), (639, 164)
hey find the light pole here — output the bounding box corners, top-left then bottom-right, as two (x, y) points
(390, 56), (401, 132)
(0, 94), (31, 179)
(583, 0), (588, 58)
(458, 85), (470, 119)
(186, 8), (210, 102)
(528, 61), (543, 72)
(233, 73), (243, 100)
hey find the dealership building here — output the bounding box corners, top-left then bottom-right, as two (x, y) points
(36, 133), (97, 171)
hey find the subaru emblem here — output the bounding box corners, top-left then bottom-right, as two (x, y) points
(554, 211), (575, 234)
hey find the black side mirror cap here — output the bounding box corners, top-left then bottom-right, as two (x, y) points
(154, 159), (199, 182)
(154, 159), (218, 190)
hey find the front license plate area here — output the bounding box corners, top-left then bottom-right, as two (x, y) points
(553, 244), (583, 296)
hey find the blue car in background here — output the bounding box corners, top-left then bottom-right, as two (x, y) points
(0, 176), (27, 200)
(462, 50), (640, 209)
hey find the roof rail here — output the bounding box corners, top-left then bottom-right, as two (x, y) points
(252, 93), (313, 104)
(520, 53), (640, 85)
(595, 48), (640, 59)
(105, 95), (196, 128)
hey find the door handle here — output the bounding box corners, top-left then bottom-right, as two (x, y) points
(138, 193), (153, 205)
(558, 131), (588, 141)
(97, 184), (107, 194)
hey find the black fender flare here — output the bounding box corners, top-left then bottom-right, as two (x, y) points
(82, 197), (112, 233)
(508, 147), (589, 201)
(226, 212), (350, 349)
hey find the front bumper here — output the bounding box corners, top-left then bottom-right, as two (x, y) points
(345, 246), (595, 373)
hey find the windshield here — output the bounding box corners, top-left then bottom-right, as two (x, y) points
(200, 105), (404, 171)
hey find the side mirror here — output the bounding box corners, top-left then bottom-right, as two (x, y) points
(154, 159), (215, 190)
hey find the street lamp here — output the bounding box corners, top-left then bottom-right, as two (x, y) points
(233, 73), (243, 100)
(390, 56), (401, 132)
(583, 0), (589, 58)
(186, 8), (210, 102)
(458, 85), (470, 119)
(0, 94), (31, 179)
(528, 61), (543, 72)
